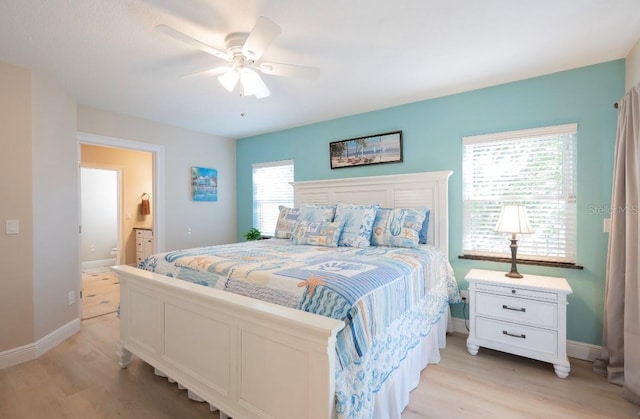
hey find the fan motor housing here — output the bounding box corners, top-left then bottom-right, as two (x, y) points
(224, 32), (249, 56)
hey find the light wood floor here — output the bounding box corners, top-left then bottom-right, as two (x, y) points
(1, 313), (638, 418)
(81, 270), (119, 320)
(405, 336), (639, 419)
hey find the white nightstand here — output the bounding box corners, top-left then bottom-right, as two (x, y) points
(465, 268), (573, 378)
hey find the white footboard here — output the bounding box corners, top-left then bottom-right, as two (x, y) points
(112, 265), (345, 419)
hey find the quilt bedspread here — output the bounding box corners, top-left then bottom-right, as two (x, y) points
(139, 239), (459, 365)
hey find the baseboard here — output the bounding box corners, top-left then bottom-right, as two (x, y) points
(0, 318), (81, 370)
(567, 340), (601, 362)
(0, 343), (36, 369)
(451, 317), (470, 335)
(82, 258), (116, 270)
(35, 318), (81, 357)
(449, 317), (601, 362)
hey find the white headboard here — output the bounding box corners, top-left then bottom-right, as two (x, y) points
(292, 171), (453, 258)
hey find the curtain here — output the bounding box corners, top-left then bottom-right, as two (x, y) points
(593, 83), (640, 405)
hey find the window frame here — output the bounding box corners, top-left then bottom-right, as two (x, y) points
(252, 159), (294, 237)
(461, 123), (578, 265)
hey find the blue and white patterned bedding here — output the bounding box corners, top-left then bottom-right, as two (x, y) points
(138, 238), (460, 418)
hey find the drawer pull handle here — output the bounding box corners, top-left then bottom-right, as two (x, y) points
(502, 304), (526, 312)
(503, 330), (526, 339)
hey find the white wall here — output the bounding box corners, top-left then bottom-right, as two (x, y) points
(77, 106), (237, 250)
(31, 71), (79, 340)
(81, 168), (118, 263)
(0, 61), (34, 353)
(626, 38), (640, 90)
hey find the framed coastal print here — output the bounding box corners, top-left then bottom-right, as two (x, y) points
(191, 166), (218, 202)
(330, 131), (403, 169)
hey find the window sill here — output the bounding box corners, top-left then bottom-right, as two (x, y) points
(458, 254), (583, 270)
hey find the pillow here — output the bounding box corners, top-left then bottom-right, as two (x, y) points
(419, 209), (431, 244)
(298, 204), (336, 223)
(371, 208), (427, 248)
(333, 203), (380, 247)
(292, 220), (344, 247)
(274, 206), (300, 239)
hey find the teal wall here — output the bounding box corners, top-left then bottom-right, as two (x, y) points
(236, 60), (625, 346)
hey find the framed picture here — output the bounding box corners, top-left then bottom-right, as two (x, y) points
(191, 166), (217, 202)
(330, 131), (403, 169)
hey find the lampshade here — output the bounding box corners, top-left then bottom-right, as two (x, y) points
(218, 70), (240, 92)
(239, 67), (270, 98)
(495, 205), (533, 234)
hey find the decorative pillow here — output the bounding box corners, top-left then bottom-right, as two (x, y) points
(334, 203), (380, 247)
(298, 204), (336, 223)
(274, 206), (300, 239)
(419, 209), (431, 244)
(292, 220), (344, 247)
(371, 208), (427, 248)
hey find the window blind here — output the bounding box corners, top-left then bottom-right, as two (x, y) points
(252, 160), (294, 236)
(462, 124), (577, 263)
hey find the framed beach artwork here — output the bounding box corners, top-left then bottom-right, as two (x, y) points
(330, 131), (403, 169)
(191, 166), (218, 202)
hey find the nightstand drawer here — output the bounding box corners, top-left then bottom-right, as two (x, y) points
(477, 283), (557, 301)
(476, 317), (558, 357)
(476, 292), (557, 328)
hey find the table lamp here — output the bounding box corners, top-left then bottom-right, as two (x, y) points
(494, 204), (533, 278)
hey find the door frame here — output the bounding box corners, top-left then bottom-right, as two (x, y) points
(77, 132), (165, 319)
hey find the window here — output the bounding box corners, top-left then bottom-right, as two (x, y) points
(252, 160), (294, 236)
(462, 124), (577, 264)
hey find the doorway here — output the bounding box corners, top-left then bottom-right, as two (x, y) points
(77, 132), (165, 321)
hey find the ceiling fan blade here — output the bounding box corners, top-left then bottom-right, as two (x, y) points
(242, 17), (281, 60)
(257, 61), (320, 80)
(155, 24), (230, 62)
(183, 66), (231, 78)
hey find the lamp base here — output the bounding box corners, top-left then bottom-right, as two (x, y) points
(506, 237), (523, 279)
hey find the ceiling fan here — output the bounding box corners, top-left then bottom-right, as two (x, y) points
(156, 17), (319, 99)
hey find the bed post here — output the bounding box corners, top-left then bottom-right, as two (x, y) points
(116, 342), (132, 368)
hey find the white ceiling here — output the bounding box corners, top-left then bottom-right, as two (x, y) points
(1, 1), (639, 139)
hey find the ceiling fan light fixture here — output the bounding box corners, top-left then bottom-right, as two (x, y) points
(158, 17), (318, 101)
(218, 70), (239, 92)
(240, 67), (270, 98)
(254, 84), (270, 99)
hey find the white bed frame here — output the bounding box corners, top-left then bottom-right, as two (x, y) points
(112, 170), (452, 419)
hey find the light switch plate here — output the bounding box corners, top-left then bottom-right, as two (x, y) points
(5, 219), (19, 235)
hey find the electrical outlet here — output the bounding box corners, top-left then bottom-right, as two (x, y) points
(460, 289), (469, 302)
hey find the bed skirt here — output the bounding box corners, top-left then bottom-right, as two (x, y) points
(371, 307), (447, 418)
